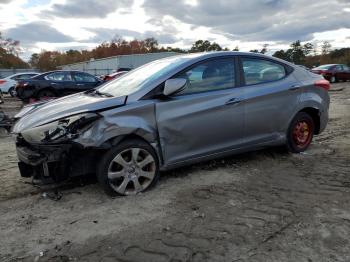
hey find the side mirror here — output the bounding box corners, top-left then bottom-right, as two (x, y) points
(163, 78), (187, 96)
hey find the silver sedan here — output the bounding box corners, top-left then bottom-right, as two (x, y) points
(13, 52), (330, 196)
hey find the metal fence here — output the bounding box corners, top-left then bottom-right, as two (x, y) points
(0, 68), (40, 78)
(78, 69), (116, 76)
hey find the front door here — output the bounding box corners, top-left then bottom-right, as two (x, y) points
(155, 57), (245, 166)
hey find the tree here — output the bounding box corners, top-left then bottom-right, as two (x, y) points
(273, 50), (290, 61)
(249, 49), (259, 53)
(232, 46), (239, 51)
(321, 41), (332, 55)
(0, 31), (28, 68)
(303, 42), (314, 56)
(260, 44), (269, 54)
(190, 40), (223, 52)
(144, 37), (159, 52)
(272, 41), (314, 64)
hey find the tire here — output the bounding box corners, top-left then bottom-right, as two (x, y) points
(8, 87), (16, 97)
(330, 76), (337, 83)
(37, 89), (56, 99)
(97, 139), (160, 196)
(287, 112), (315, 153)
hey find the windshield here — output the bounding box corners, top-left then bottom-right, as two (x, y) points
(97, 56), (186, 97)
(315, 65), (334, 70)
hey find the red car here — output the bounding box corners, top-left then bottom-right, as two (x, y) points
(311, 64), (350, 83)
(103, 71), (129, 82)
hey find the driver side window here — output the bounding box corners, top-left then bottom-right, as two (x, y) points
(175, 58), (236, 95)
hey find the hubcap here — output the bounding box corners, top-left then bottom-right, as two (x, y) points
(292, 121), (312, 148)
(107, 148), (156, 195)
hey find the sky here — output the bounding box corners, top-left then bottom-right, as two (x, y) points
(0, 0), (350, 60)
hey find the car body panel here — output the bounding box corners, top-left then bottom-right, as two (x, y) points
(13, 92), (126, 133)
(240, 74), (302, 145)
(155, 87), (245, 165)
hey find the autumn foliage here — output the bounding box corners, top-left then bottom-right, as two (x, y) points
(0, 30), (349, 72)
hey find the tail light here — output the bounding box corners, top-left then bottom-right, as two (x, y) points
(0, 80), (6, 85)
(314, 79), (330, 91)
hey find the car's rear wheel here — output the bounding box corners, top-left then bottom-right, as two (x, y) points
(8, 87), (16, 97)
(287, 112), (315, 153)
(330, 76), (337, 83)
(97, 139), (159, 196)
(37, 89), (56, 100)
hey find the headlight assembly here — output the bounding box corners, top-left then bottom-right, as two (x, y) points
(21, 113), (100, 144)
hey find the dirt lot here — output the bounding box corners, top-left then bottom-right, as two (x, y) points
(0, 84), (349, 262)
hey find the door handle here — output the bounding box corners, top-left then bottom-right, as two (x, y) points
(225, 98), (242, 106)
(50, 83), (58, 85)
(289, 85), (300, 91)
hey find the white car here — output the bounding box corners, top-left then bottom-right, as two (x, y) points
(0, 72), (39, 97)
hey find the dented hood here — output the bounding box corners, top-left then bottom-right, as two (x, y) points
(13, 92), (126, 132)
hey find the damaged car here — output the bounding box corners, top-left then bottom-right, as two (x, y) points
(13, 52), (330, 196)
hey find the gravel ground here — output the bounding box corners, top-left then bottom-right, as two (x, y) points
(0, 83), (349, 262)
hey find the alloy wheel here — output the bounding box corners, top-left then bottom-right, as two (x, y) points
(107, 147), (156, 195)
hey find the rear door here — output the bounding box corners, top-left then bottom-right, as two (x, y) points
(72, 72), (100, 92)
(155, 57), (246, 166)
(238, 56), (301, 144)
(44, 71), (75, 95)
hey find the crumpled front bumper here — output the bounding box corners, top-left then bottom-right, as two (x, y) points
(16, 142), (72, 181)
(15, 132), (102, 182)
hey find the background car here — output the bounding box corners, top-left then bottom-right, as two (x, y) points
(103, 71), (128, 81)
(13, 52), (330, 196)
(311, 64), (350, 83)
(15, 70), (103, 102)
(0, 72), (39, 97)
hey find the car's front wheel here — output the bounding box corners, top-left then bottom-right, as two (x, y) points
(287, 112), (315, 153)
(97, 139), (160, 196)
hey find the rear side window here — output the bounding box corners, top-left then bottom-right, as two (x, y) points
(175, 58), (236, 95)
(45, 72), (73, 81)
(335, 65), (343, 71)
(242, 58), (286, 85)
(73, 72), (97, 82)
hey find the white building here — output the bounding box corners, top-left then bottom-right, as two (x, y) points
(59, 52), (180, 76)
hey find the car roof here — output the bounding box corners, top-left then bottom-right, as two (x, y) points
(156, 51), (296, 68)
(5, 72), (39, 78)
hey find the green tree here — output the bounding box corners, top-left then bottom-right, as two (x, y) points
(190, 40), (223, 52)
(273, 49), (291, 61)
